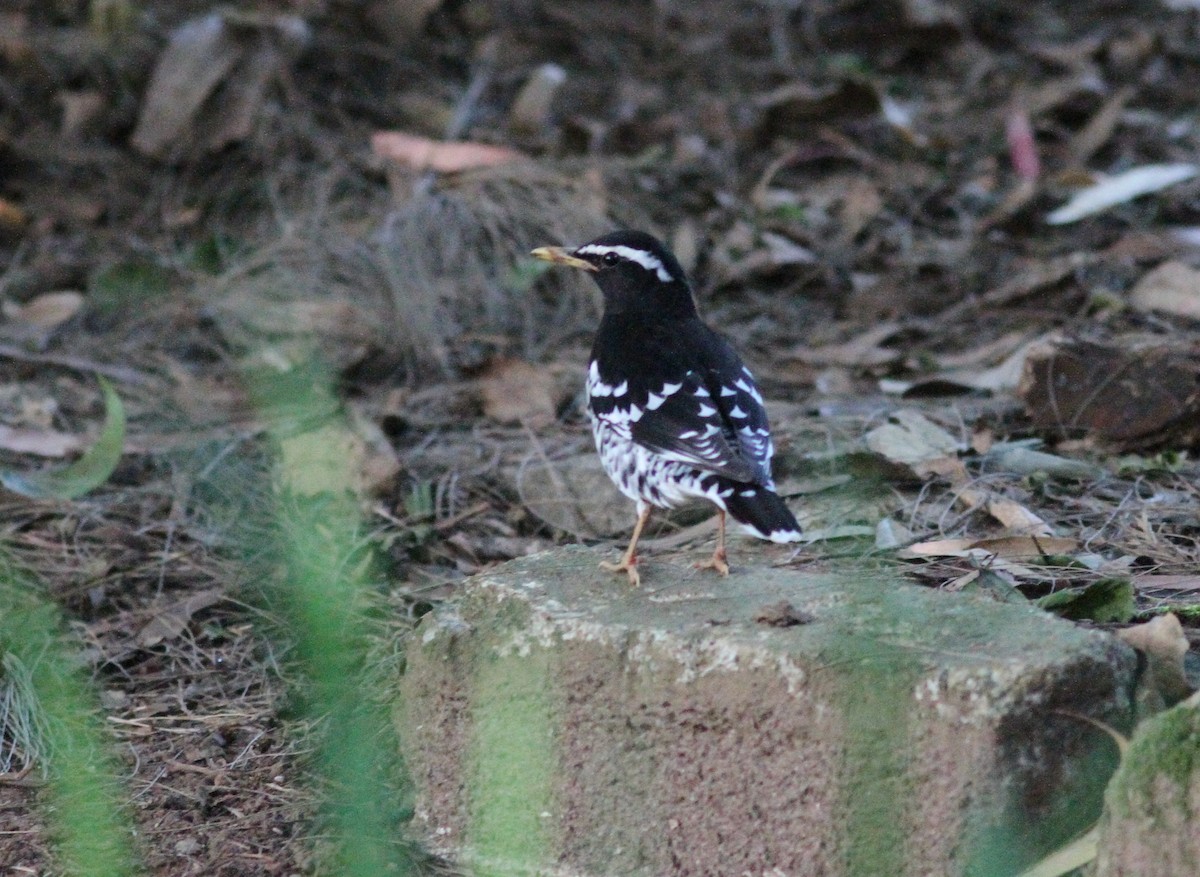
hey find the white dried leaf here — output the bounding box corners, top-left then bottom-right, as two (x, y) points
(1046, 163), (1198, 225)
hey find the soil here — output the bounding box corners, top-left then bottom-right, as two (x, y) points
(1, 1), (1199, 874)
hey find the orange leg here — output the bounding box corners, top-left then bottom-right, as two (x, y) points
(694, 510), (730, 576)
(601, 505), (651, 587)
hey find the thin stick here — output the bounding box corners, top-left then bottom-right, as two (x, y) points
(0, 343), (152, 386)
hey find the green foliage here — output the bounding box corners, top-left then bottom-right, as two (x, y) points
(187, 233), (245, 275)
(248, 360), (418, 877)
(1, 377), (125, 499)
(0, 560), (138, 877)
(87, 261), (171, 319)
(1115, 451), (1189, 476)
(1037, 578), (1136, 624)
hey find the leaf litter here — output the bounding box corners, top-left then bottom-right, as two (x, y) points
(1, 0), (1200, 872)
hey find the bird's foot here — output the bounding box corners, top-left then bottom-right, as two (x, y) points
(694, 546), (730, 577)
(600, 555), (640, 587)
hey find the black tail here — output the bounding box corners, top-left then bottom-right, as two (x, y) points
(724, 485), (803, 543)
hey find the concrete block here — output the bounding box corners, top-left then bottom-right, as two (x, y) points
(1094, 693), (1200, 877)
(398, 547), (1136, 877)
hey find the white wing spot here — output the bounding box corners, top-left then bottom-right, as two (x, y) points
(660, 381), (682, 396)
(697, 403), (717, 418)
(735, 377), (764, 403)
(613, 381), (628, 397)
(720, 385), (737, 397)
(694, 385), (710, 398)
(646, 392), (665, 410)
(729, 405), (747, 418)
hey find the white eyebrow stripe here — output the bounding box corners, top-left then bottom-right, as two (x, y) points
(575, 244), (674, 282)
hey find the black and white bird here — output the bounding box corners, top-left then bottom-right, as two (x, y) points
(532, 229), (802, 586)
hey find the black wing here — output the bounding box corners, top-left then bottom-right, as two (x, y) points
(592, 320), (775, 486)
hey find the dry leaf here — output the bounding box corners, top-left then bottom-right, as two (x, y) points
(1006, 101), (1040, 181)
(346, 404), (402, 495)
(3, 291), (84, 330)
(986, 498), (1053, 536)
(59, 90), (106, 140)
(1047, 163), (1199, 225)
(0, 425), (84, 458)
(1117, 613), (1194, 711)
(1068, 85), (1134, 167)
(836, 177), (884, 244)
(509, 63), (567, 135)
(1128, 261), (1200, 320)
(788, 322), (905, 368)
(130, 12), (308, 158)
(900, 534), (1076, 560)
(515, 452), (630, 538)
(138, 589), (223, 647)
(1132, 574), (1200, 592)
(0, 197), (27, 230)
(883, 336), (1044, 396)
(478, 358), (558, 428)
(864, 410), (962, 478)
(371, 131), (524, 172)
(130, 14), (243, 156)
(983, 444), (1104, 480)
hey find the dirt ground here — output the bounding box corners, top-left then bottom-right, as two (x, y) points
(1, 1), (1200, 873)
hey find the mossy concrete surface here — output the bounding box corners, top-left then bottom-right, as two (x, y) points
(1094, 692), (1200, 877)
(397, 546), (1136, 877)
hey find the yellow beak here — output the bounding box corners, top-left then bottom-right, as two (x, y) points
(530, 246), (598, 272)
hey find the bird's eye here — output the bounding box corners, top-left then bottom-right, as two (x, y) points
(601, 252), (620, 266)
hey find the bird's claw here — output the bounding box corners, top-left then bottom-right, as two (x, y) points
(694, 547), (729, 577)
(600, 556), (640, 587)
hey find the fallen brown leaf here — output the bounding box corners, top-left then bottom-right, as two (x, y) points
(478, 358), (558, 428)
(864, 410), (963, 479)
(985, 498), (1053, 536)
(1069, 85), (1134, 167)
(0, 197), (27, 230)
(900, 534), (1076, 560)
(371, 131), (525, 173)
(1132, 574), (1200, 592)
(130, 14), (243, 157)
(1117, 613), (1194, 712)
(787, 321), (905, 368)
(1128, 261), (1200, 320)
(138, 589), (224, 647)
(3, 290), (84, 330)
(0, 425), (85, 457)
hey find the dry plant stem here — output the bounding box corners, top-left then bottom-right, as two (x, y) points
(0, 343), (152, 386)
(693, 510), (730, 576)
(601, 505), (651, 587)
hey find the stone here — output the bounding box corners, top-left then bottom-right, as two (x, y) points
(397, 546), (1136, 877)
(1094, 692), (1200, 877)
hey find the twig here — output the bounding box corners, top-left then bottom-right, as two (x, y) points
(0, 342), (153, 386)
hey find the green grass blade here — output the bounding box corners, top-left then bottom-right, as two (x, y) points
(1, 377), (126, 499)
(0, 562), (138, 876)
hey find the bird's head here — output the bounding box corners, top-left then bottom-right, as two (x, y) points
(532, 230), (696, 317)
